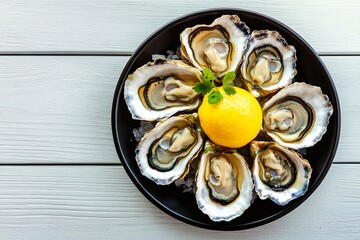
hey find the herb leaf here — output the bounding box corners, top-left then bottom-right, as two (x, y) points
(222, 71), (236, 86)
(193, 81), (213, 95)
(208, 89), (223, 104)
(202, 67), (216, 83)
(223, 85), (236, 96)
(222, 71), (236, 96)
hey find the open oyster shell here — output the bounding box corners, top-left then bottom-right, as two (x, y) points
(262, 82), (333, 149)
(240, 30), (296, 97)
(124, 59), (203, 121)
(195, 141), (254, 221)
(180, 15), (250, 78)
(136, 113), (204, 185)
(250, 141), (312, 205)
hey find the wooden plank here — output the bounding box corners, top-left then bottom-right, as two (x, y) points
(0, 56), (356, 163)
(0, 0), (359, 53)
(322, 57), (359, 163)
(0, 56), (126, 164)
(0, 165), (358, 239)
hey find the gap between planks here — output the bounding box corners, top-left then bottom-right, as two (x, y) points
(0, 162), (356, 166)
(0, 52), (360, 57)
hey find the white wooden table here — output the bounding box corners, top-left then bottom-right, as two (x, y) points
(0, 1), (359, 239)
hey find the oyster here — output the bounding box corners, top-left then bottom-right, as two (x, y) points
(262, 82), (333, 149)
(240, 30), (296, 97)
(195, 141), (253, 221)
(180, 15), (250, 78)
(124, 59), (203, 121)
(136, 113), (204, 185)
(250, 141), (312, 205)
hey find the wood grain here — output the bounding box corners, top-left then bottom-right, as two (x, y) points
(324, 57), (358, 163)
(0, 0), (359, 53)
(0, 165), (358, 240)
(0, 56), (125, 164)
(0, 56), (356, 163)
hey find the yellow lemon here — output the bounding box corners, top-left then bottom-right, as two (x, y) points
(198, 86), (262, 148)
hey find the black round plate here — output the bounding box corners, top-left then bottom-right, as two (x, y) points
(111, 9), (340, 230)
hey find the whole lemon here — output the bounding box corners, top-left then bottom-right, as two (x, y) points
(198, 86), (262, 148)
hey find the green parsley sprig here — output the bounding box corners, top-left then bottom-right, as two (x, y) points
(192, 67), (236, 104)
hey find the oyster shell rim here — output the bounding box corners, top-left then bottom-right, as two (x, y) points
(124, 58), (203, 122)
(250, 141), (313, 206)
(240, 29), (297, 97)
(195, 141), (254, 222)
(261, 82), (334, 150)
(180, 14), (250, 78)
(135, 113), (204, 185)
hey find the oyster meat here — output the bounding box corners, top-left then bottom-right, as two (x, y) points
(195, 141), (254, 221)
(124, 59), (203, 121)
(240, 30), (297, 97)
(262, 82), (333, 149)
(136, 113), (204, 185)
(180, 15), (250, 78)
(250, 141), (312, 205)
